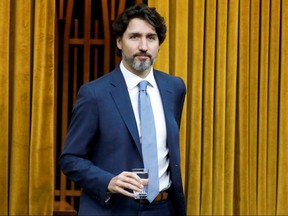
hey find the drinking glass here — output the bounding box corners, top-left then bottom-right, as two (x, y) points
(132, 168), (148, 199)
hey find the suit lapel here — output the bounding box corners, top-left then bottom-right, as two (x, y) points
(109, 68), (142, 155)
(154, 71), (174, 122)
(154, 72), (177, 152)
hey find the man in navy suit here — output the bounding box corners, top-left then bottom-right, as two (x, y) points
(59, 3), (186, 215)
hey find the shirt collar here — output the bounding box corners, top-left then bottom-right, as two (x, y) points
(120, 61), (157, 90)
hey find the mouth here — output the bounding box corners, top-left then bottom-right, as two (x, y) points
(135, 56), (149, 61)
(134, 53), (152, 60)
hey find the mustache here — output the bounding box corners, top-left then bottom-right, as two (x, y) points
(133, 52), (152, 58)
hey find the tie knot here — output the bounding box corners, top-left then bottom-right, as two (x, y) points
(139, 80), (148, 91)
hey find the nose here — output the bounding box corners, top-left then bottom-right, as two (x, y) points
(139, 38), (148, 51)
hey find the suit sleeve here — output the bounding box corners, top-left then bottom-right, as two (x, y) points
(58, 84), (114, 206)
(176, 77), (186, 127)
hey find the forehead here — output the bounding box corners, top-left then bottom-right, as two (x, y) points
(125, 18), (157, 35)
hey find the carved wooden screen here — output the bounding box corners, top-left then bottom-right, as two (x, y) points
(54, 0), (146, 212)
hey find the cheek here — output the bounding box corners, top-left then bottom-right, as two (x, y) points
(121, 45), (135, 56)
(148, 43), (159, 52)
(150, 47), (160, 57)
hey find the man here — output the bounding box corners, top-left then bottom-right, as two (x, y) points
(59, 3), (186, 215)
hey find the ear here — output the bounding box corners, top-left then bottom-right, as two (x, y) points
(116, 37), (122, 51)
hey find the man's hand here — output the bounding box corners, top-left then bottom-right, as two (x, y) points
(107, 171), (148, 198)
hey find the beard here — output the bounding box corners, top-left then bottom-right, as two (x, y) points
(122, 52), (155, 72)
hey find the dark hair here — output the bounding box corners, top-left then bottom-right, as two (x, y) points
(112, 4), (167, 56)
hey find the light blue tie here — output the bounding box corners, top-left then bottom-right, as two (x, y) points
(138, 80), (159, 202)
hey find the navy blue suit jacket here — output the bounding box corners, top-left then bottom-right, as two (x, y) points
(59, 66), (186, 215)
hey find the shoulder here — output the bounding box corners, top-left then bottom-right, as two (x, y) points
(154, 69), (186, 91)
(154, 69), (184, 81)
(78, 67), (123, 96)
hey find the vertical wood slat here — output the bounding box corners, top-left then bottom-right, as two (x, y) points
(73, 19), (79, 104)
(115, 0), (126, 66)
(54, 1), (60, 211)
(111, 0), (115, 20)
(94, 20), (99, 79)
(101, 0), (110, 74)
(59, 0), (64, 19)
(117, 0), (126, 17)
(54, 3), (59, 210)
(84, 0), (92, 83)
(61, 0), (74, 203)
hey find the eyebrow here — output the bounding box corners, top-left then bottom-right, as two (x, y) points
(128, 32), (158, 37)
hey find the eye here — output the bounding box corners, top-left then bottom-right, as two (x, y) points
(129, 35), (139, 40)
(148, 35), (157, 41)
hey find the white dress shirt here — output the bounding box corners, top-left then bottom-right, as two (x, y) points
(120, 61), (171, 192)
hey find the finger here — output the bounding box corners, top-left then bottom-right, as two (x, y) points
(119, 172), (144, 189)
(117, 186), (137, 198)
(141, 178), (149, 186)
(109, 174), (142, 193)
(122, 171), (141, 181)
(112, 182), (139, 199)
(114, 176), (143, 193)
